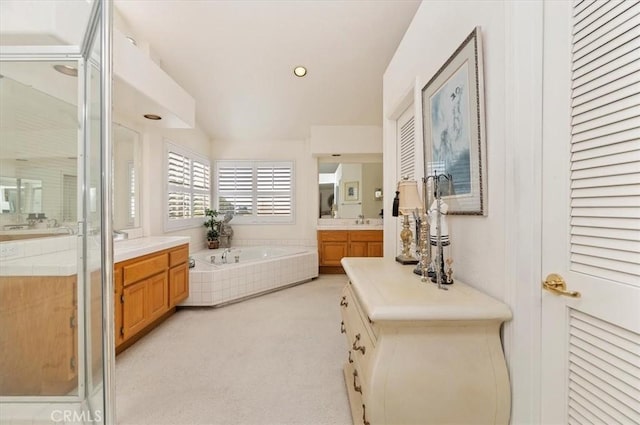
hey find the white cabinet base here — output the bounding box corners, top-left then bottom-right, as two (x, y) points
(340, 258), (512, 425)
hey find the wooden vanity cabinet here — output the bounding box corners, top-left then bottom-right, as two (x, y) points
(348, 230), (383, 258)
(115, 243), (189, 352)
(169, 246), (189, 306)
(0, 275), (77, 396)
(318, 230), (383, 273)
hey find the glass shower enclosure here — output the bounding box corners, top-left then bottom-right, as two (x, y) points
(0, 1), (115, 423)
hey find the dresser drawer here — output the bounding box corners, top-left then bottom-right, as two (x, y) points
(123, 253), (168, 286)
(340, 285), (375, 387)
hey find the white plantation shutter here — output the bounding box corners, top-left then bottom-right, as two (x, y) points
(569, 0), (640, 287)
(217, 165), (253, 216)
(399, 115), (415, 179)
(257, 165), (292, 216)
(165, 141), (211, 230)
(216, 161), (294, 223)
(128, 162), (136, 226)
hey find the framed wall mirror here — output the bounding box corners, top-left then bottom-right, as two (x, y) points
(318, 154), (383, 219)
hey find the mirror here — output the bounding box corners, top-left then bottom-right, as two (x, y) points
(0, 65), (142, 232)
(0, 177), (43, 214)
(0, 64), (79, 228)
(318, 157), (383, 219)
(113, 123), (141, 230)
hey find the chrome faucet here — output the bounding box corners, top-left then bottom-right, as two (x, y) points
(221, 248), (232, 263)
(355, 214), (365, 224)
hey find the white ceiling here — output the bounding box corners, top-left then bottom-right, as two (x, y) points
(113, 0), (421, 141)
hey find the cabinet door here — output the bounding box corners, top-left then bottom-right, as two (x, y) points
(147, 272), (169, 321)
(321, 242), (348, 266)
(122, 280), (148, 340)
(169, 263), (189, 306)
(348, 241), (368, 257)
(367, 242), (383, 257)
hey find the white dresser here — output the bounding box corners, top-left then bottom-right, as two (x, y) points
(340, 257), (512, 425)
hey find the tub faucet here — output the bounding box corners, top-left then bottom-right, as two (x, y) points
(221, 248), (232, 263)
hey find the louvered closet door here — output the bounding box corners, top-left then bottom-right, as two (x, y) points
(396, 105), (416, 257)
(541, 1), (640, 424)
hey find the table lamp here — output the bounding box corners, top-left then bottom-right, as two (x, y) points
(395, 178), (422, 264)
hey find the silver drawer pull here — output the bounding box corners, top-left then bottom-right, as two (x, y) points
(353, 370), (362, 394)
(352, 333), (366, 355)
(340, 321), (346, 334)
(362, 404), (370, 425)
(340, 296), (348, 307)
(348, 350), (354, 364)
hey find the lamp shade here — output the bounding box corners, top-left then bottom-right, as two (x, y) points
(397, 179), (423, 214)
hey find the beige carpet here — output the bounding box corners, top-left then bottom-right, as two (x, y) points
(115, 275), (352, 425)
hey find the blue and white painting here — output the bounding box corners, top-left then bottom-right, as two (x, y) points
(430, 62), (471, 196)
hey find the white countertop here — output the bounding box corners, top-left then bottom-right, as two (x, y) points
(113, 236), (189, 263)
(317, 218), (383, 230)
(341, 257), (512, 322)
(0, 236), (189, 277)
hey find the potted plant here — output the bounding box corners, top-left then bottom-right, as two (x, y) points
(204, 208), (222, 249)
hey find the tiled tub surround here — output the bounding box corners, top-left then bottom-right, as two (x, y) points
(182, 246), (318, 307)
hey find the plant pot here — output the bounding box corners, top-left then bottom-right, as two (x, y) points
(207, 240), (219, 249)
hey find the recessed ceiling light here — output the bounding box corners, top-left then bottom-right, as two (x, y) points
(53, 64), (78, 77)
(144, 114), (162, 120)
(293, 66), (307, 77)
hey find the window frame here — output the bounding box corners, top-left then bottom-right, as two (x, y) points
(214, 160), (295, 224)
(164, 140), (211, 232)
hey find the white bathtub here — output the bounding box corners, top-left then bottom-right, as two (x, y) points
(180, 246), (318, 307)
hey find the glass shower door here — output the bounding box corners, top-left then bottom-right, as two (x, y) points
(0, 1), (114, 423)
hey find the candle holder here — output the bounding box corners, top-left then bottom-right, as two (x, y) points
(427, 172), (454, 289)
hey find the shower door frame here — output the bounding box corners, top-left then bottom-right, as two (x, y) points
(0, 0), (115, 421)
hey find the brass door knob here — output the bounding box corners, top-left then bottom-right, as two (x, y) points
(542, 273), (580, 298)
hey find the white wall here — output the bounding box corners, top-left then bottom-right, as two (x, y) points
(309, 125), (382, 155)
(211, 139), (317, 247)
(113, 110), (212, 251)
(384, 1), (507, 299)
(383, 1), (544, 423)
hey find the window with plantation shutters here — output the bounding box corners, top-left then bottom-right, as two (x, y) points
(165, 141), (211, 231)
(216, 160), (294, 223)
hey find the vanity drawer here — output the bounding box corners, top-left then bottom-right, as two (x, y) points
(169, 245), (189, 268)
(348, 230), (383, 242)
(318, 230), (349, 242)
(123, 253), (168, 286)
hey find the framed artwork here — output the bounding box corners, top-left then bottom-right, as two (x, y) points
(344, 181), (359, 202)
(422, 27), (487, 215)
